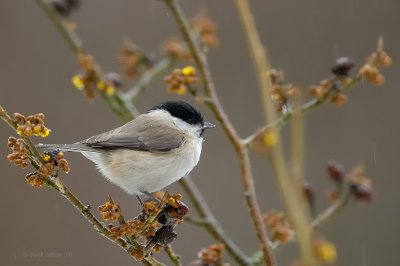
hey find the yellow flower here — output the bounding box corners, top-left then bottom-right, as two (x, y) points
(262, 131), (278, 147)
(314, 240), (337, 264)
(72, 75), (85, 90)
(98, 81), (116, 96)
(97, 81), (106, 91)
(40, 129), (51, 138)
(43, 154), (51, 162)
(181, 66), (195, 76)
(168, 86), (186, 95)
(105, 86), (116, 96)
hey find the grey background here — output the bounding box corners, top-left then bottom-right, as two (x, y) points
(1, 0), (399, 265)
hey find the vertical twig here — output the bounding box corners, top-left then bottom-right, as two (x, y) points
(233, 0), (318, 265)
(291, 93), (306, 186)
(163, 1), (276, 265)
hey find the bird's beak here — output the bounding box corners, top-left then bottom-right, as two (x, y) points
(202, 122), (216, 130)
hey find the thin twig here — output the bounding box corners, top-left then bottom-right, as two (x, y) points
(311, 183), (352, 229)
(179, 177), (253, 266)
(233, 0), (317, 264)
(35, 0), (137, 122)
(35, 0), (83, 54)
(164, 245), (182, 266)
(163, 1), (276, 265)
(244, 76), (362, 145)
(122, 57), (175, 101)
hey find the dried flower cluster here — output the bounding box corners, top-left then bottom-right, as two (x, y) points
(14, 113), (51, 138)
(118, 40), (153, 79)
(189, 243), (226, 266)
(25, 172), (46, 188)
(190, 14), (219, 48)
(164, 66), (199, 95)
(326, 161), (373, 203)
(162, 37), (192, 60)
(97, 193), (189, 261)
(7, 137), (30, 168)
(269, 69), (300, 113)
(50, 0), (80, 17)
(72, 53), (119, 98)
(24, 151), (71, 188)
(263, 210), (294, 245)
(360, 47), (392, 85)
(98, 196), (121, 221)
(309, 77), (349, 107)
(42, 151), (70, 174)
(7, 136), (70, 187)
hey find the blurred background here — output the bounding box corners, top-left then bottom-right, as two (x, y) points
(1, 0), (399, 265)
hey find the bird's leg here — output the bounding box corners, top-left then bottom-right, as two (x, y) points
(142, 191), (161, 204)
(136, 195), (144, 206)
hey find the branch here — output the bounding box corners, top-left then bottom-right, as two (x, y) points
(35, 0), (83, 54)
(179, 177), (253, 266)
(244, 76), (362, 145)
(122, 57), (175, 101)
(164, 245), (182, 266)
(311, 183), (352, 229)
(163, 1), (277, 265)
(35, 0), (138, 123)
(233, 0), (317, 265)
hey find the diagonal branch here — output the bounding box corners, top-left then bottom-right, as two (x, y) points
(35, 0), (138, 122)
(244, 76), (362, 145)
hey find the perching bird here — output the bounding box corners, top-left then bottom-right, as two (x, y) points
(37, 101), (214, 202)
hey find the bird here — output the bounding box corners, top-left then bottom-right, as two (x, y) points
(37, 100), (215, 203)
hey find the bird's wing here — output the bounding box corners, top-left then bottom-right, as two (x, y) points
(79, 114), (185, 152)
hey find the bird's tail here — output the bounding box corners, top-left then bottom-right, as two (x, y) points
(35, 143), (96, 153)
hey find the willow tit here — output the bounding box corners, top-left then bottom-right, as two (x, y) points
(37, 101), (215, 200)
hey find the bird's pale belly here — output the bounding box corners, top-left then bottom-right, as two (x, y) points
(82, 139), (202, 195)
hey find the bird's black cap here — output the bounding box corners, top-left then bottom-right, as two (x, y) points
(150, 101), (204, 126)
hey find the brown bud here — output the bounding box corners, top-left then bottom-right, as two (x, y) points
(330, 93), (348, 106)
(331, 57), (354, 77)
(326, 160), (345, 183)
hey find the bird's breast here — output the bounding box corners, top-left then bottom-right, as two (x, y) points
(83, 137), (203, 195)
